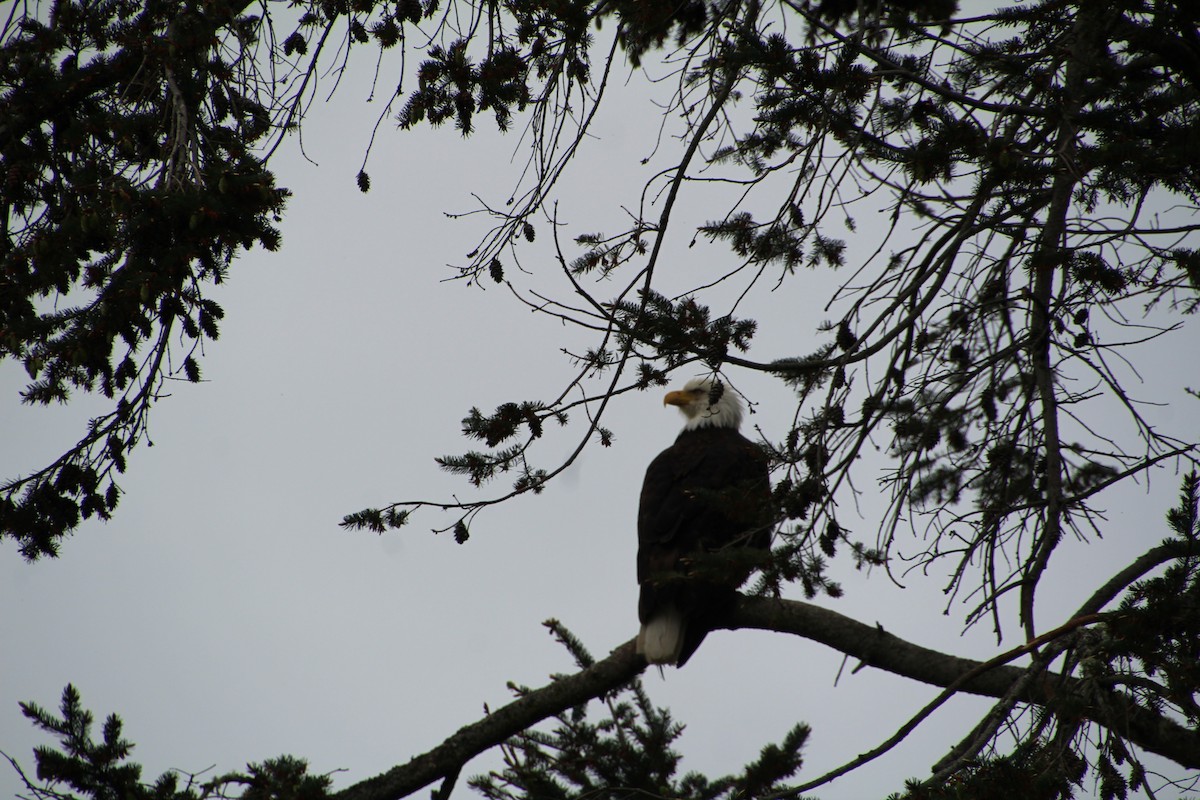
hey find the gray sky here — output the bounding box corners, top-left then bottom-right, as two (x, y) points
(2, 12), (1197, 799)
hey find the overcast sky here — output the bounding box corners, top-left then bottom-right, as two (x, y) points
(3, 9), (1197, 800)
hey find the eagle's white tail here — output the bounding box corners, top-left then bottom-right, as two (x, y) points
(636, 605), (686, 665)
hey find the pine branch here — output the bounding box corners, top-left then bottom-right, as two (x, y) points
(728, 596), (1200, 771)
(334, 641), (644, 800)
(335, 594), (1200, 800)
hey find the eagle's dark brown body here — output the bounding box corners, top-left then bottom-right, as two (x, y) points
(637, 424), (772, 666)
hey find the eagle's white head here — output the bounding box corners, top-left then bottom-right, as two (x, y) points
(663, 377), (744, 431)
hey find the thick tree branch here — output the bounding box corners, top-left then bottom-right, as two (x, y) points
(335, 595), (1200, 800)
(729, 596), (1200, 769)
(334, 641), (644, 800)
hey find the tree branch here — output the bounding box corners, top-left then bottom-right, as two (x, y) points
(335, 595), (1200, 800)
(728, 596), (1200, 771)
(334, 641), (644, 800)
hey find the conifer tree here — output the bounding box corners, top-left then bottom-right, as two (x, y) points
(4, 1), (1200, 798)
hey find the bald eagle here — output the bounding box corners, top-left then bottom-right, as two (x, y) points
(636, 378), (773, 667)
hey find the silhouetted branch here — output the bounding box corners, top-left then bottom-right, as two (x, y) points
(336, 593), (1200, 800)
(730, 596), (1200, 770)
(335, 641), (644, 800)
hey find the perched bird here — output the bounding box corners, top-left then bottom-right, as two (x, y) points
(636, 377), (773, 667)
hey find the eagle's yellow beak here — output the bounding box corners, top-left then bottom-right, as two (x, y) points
(663, 390), (691, 407)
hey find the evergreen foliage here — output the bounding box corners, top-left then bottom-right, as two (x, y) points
(5, 0), (1200, 797)
(891, 475), (1200, 800)
(469, 621), (811, 800)
(1, 0), (287, 558)
(1105, 473), (1200, 729)
(12, 685), (330, 800)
